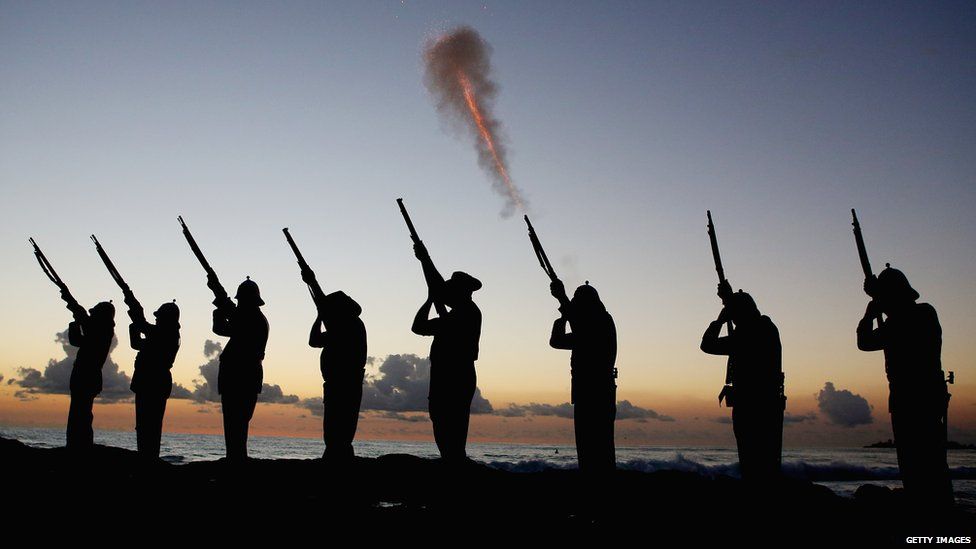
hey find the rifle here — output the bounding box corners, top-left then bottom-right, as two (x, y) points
(851, 209), (882, 327)
(397, 198), (444, 292)
(90, 234), (144, 323)
(706, 211), (735, 398)
(283, 228), (326, 309)
(178, 216), (232, 309)
(524, 215), (558, 282)
(29, 237), (86, 320)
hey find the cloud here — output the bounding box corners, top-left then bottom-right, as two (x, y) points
(494, 400), (673, 422)
(293, 354), (493, 419)
(190, 340), (299, 404)
(784, 412), (817, 424)
(11, 330), (132, 402)
(361, 354), (493, 414)
(170, 383), (193, 400)
(378, 411), (429, 423)
(616, 400), (676, 422)
(817, 382), (873, 427)
(712, 416), (733, 424)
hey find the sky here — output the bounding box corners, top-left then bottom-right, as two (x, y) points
(1, 1), (974, 446)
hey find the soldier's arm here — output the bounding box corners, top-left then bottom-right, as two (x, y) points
(309, 317), (327, 348)
(700, 319), (731, 355)
(128, 322), (149, 351)
(412, 299), (439, 336)
(212, 308), (233, 337)
(608, 316), (618, 367)
(67, 320), (85, 347)
(856, 302), (884, 352)
(549, 317), (573, 350)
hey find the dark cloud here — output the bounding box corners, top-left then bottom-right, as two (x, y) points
(494, 400), (673, 422)
(616, 400), (676, 422)
(712, 416), (733, 425)
(361, 354), (493, 414)
(378, 411), (429, 423)
(12, 330), (132, 402)
(170, 383), (193, 400)
(293, 354), (493, 420)
(297, 397), (323, 417)
(190, 340), (299, 404)
(817, 382), (873, 427)
(784, 412), (817, 424)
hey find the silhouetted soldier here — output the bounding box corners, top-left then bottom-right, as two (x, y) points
(308, 280), (367, 461)
(858, 265), (952, 506)
(549, 280), (618, 473)
(701, 282), (784, 482)
(411, 244), (483, 461)
(213, 277), (269, 461)
(129, 302), (181, 460)
(66, 300), (116, 450)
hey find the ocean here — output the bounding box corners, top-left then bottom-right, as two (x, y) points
(3, 425), (975, 511)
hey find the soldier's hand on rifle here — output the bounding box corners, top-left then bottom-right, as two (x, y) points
(550, 280), (567, 301)
(413, 243), (429, 262)
(717, 280), (733, 301)
(301, 268), (316, 285)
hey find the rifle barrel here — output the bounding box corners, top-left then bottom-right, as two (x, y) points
(524, 215), (557, 281)
(851, 209), (873, 278)
(706, 210), (726, 283)
(397, 198), (421, 244)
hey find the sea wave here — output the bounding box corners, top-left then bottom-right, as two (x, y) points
(487, 454), (976, 481)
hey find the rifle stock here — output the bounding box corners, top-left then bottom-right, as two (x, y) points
(178, 216), (231, 309)
(29, 237), (86, 320)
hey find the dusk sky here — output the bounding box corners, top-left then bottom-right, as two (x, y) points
(1, 1), (974, 446)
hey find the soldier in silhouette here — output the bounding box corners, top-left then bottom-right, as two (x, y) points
(411, 244), (482, 461)
(129, 301), (181, 460)
(213, 277), (269, 461)
(66, 299), (116, 450)
(307, 280), (368, 461)
(858, 265), (952, 506)
(549, 280), (618, 472)
(701, 282), (784, 482)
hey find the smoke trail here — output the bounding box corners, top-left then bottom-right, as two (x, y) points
(424, 26), (526, 217)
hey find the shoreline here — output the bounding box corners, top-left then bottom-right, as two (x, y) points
(1, 434), (972, 542)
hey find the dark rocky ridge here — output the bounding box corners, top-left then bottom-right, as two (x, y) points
(1, 435), (971, 543)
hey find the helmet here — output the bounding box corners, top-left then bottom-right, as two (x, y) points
(89, 300), (116, 319)
(876, 264), (919, 302)
(729, 290), (759, 317)
(235, 277), (265, 306)
(154, 301), (181, 324)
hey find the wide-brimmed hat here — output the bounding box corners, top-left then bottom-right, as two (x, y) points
(321, 290), (362, 317)
(445, 271), (482, 293)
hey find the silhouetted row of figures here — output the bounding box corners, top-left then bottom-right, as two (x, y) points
(28, 206), (954, 509)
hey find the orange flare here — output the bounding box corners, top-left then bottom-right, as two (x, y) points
(457, 70), (523, 210)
